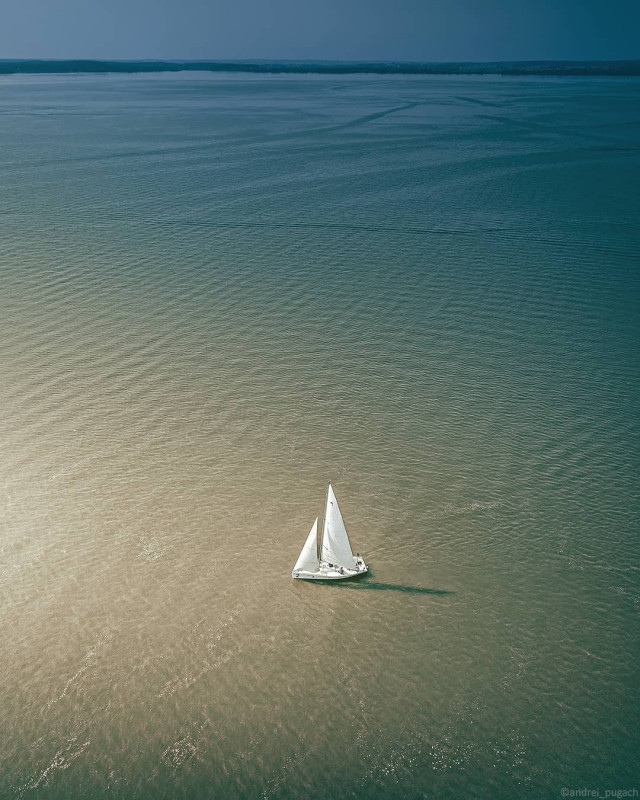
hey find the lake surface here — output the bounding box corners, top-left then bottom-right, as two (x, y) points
(0, 71), (639, 799)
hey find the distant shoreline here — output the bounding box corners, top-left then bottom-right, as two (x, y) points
(1, 59), (640, 77)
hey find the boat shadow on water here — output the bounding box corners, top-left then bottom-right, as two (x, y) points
(315, 569), (454, 595)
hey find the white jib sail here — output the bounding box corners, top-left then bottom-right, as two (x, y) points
(321, 484), (355, 569)
(293, 518), (319, 573)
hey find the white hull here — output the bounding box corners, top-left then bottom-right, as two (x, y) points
(292, 560), (368, 581)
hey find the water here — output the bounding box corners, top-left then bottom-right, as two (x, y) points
(0, 71), (638, 800)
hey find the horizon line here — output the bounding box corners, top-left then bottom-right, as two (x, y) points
(1, 58), (639, 77)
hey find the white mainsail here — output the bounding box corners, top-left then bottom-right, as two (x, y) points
(293, 518), (319, 573)
(321, 483), (356, 569)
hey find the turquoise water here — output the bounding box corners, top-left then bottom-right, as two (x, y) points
(0, 72), (639, 799)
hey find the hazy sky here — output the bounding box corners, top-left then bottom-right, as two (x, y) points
(1, 0), (638, 61)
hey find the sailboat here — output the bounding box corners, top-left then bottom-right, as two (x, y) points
(292, 483), (368, 580)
